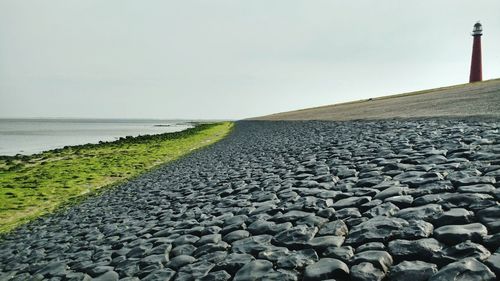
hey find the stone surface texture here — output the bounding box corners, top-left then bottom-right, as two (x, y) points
(0, 119), (499, 280)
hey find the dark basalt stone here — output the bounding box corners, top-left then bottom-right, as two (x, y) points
(434, 223), (488, 245)
(195, 234), (222, 246)
(450, 176), (496, 187)
(303, 258), (350, 281)
(485, 252), (500, 276)
(433, 208), (474, 227)
(388, 260), (438, 281)
(350, 262), (385, 281)
(395, 204), (443, 221)
(247, 220), (292, 235)
(272, 225), (318, 249)
(274, 210), (316, 223)
(258, 246), (290, 262)
(345, 216), (408, 245)
(395, 219), (433, 240)
(92, 271), (120, 281)
(231, 235), (273, 255)
(222, 230), (250, 243)
(332, 196), (371, 209)
(388, 238), (444, 262)
(438, 241), (491, 263)
(233, 260), (274, 281)
(429, 258), (496, 281)
(322, 246), (354, 262)
(374, 186), (409, 200)
(351, 250), (393, 273)
(199, 270), (231, 281)
(306, 235), (345, 251)
(277, 249), (319, 269)
(166, 255), (196, 270)
(477, 206), (500, 232)
(141, 269), (175, 281)
(356, 242), (385, 252)
(213, 253), (255, 274)
(363, 202), (400, 218)
(34, 262), (67, 277)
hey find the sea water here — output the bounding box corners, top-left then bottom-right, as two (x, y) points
(0, 119), (194, 156)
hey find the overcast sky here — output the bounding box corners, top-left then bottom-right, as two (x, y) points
(1, 1), (499, 120)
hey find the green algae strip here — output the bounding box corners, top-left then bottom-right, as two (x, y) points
(0, 122), (233, 234)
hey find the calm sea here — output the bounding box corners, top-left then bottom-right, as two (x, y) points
(0, 119), (194, 156)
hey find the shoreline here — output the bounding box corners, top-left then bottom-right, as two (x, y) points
(0, 119), (206, 157)
(0, 122), (233, 233)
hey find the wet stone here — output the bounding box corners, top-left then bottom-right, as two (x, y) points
(303, 258), (350, 281)
(429, 258), (496, 281)
(434, 223), (488, 245)
(275, 210), (315, 222)
(384, 195), (414, 208)
(350, 262), (385, 281)
(374, 186), (409, 200)
(176, 260), (215, 280)
(388, 260), (438, 281)
(195, 234), (221, 246)
(336, 208), (362, 219)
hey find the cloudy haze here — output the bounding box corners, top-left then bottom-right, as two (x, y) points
(1, 1), (499, 120)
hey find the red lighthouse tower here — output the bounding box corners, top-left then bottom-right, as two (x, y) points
(469, 22), (483, 83)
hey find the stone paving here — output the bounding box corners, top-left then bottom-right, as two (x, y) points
(1, 119), (499, 281)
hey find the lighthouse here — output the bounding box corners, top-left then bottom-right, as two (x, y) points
(469, 22), (483, 83)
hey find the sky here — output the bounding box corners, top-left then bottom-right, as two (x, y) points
(1, 1), (499, 120)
